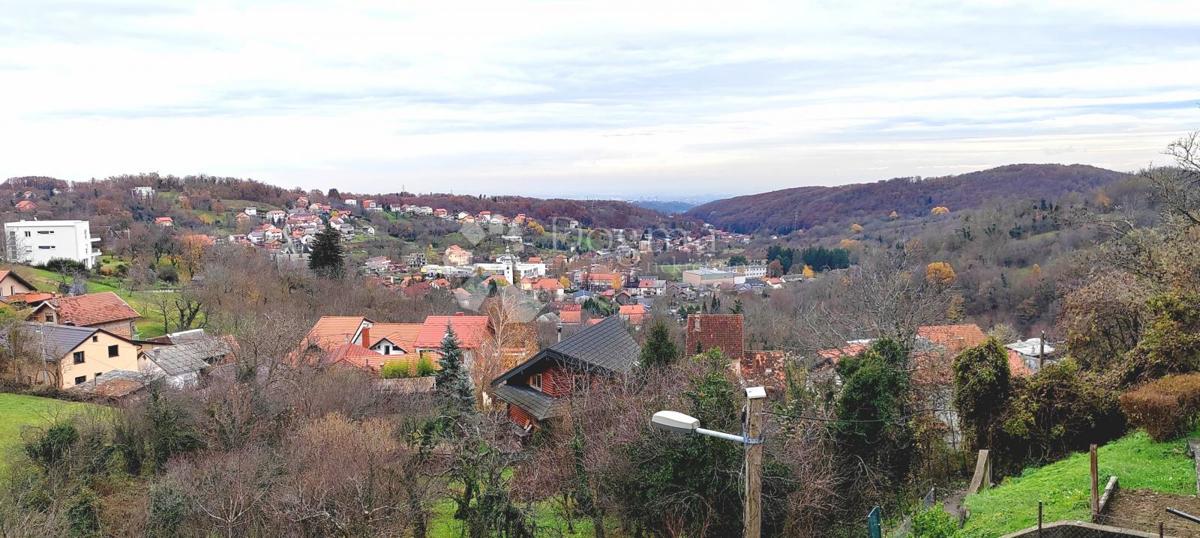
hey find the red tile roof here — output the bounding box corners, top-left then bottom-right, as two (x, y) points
(302, 316), (370, 352)
(741, 350), (788, 394)
(38, 292), (140, 327)
(371, 323), (422, 352)
(816, 342), (869, 363)
(917, 324), (987, 355)
(1007, 349), (1032, 377)
(685, 314), (745, 360)
(325, 343), (388, 372)
(414, 315), (491, 350)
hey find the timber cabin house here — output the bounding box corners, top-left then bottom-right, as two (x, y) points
(490, 316), (640, 431)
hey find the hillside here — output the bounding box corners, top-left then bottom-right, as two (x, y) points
(687, 164), (1131, 234)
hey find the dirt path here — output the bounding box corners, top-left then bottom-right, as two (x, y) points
(1101, 489), (1200, 537)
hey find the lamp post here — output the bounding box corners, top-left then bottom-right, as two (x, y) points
(651, 386), (767, 538)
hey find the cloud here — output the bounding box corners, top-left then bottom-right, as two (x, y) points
(0, 0), (1198, 198)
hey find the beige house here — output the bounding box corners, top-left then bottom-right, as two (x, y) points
(0, 269), (36, 298)
(21, 322), (141, 389)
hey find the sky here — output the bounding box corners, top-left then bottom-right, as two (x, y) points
(1, 0), (1199, 200)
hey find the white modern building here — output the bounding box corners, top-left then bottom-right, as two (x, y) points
(5, 220), (101, 269)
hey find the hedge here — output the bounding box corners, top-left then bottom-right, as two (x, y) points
(1119, 373), (1200, 441)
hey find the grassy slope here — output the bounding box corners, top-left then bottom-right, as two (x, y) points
(429, 498), (603, 538)
(960, 429), (1198, 537)
(0, 393), (96, 470)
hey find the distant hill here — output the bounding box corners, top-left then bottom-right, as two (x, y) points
(686, 164), (1131, 234)
(385, 194), (688, 229)
(631, 200), (697, 215)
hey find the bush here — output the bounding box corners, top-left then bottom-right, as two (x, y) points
(912, 503), (957, 538)
(380, 361), (412, 379)
(1119, 373), (1200, 441)
(25, 422), (79, 469)
(416, 355), (437, 377)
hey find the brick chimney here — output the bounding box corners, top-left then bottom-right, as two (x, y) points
(360, 326), (371, 349)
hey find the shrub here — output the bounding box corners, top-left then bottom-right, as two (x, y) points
(147, 483), (186, 538)
(380, 361), (412, 379)
(416, 355), (437, 377)
(1119, 373), (1200, 441)
(912, 503), (957, 538)
(24, 422), (79, 469)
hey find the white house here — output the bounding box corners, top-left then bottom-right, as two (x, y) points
(243, 206), (258, 216)
(5, 220), (101, 269)
(131, 186), (155, 198)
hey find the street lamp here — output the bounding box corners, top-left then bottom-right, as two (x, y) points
(650, 386), (767, 538)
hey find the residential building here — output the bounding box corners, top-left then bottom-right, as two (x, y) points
(491, 316), (639, 430)
(15, 200), (37, 213)
(0, 269), (37, 298)
(243, 206), (258, 216)
(412, 314), (492, 364)
(154, 216), (174, 227)
(5, 220), (101, 269)
(445, 244), (474, 266)
(21, 322), (141, 389)
(131, 186), (155, 198)
(685, 314), (745, 360)
(139, 336), (231, 388)
(28, 292), (141, 338)
(1006, 337), (1056, 374)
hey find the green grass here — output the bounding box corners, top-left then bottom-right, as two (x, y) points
(0, 393), (96, 471)
(429, 498), (606, 538)
(960, 429), (1199, 537)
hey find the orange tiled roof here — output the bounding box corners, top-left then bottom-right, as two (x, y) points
(1007, 348), (1032, 377)
(326, 343), (388, 372)
(371, 323), (422, 352)
(414, 315), (491, 349)
(816, 342), (869, 363)
(917, 324), (987, 354)
(302, 316), (370, 352)
(39, 292), (140, 327)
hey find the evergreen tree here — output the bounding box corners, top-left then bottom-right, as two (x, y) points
(434, 325), (476, 417)
(639, 320), (678, 368)
(308, 221), (345, 278)
(832, 338), (914, 492)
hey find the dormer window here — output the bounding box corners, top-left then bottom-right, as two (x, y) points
(530, 373), (543, 391)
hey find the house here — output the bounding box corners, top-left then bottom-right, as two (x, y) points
(685, 314), (745, 360)
(298, 316), (374, 356)
(363, 256), (394, 274)
(5, 220), (101, 269)
(154, 216), (174, 227)
(1006, 337), (1056, 374)
(15, 200), (37, 213)
(637, 278), (666, 297)
(491, 316), (640, 430)
(412, 314), (492, 363)
(0, 269), (37, 298)
(445, 245), (473, 266)
(368, 323), (423, 356)
(131, 186), (155, 198)
(243, 206), (258, 216)
(139, 336), (231, 388)
(618, 304), (647, 326)
(434, 208), (449, 218)
(265, 210), (287, 223)
(20, 322), (141, 389)
(28, 292), (141, 338)
(363, 199), (379, 210)
(68, 369), (147, 402)
(344, 198), (357, 206)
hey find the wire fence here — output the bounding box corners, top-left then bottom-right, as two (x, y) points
(1008, 498), (1200, 538)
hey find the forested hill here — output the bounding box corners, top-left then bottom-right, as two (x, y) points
(686, 164), (1131, 234)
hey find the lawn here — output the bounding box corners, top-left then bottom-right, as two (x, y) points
(960, 429), (1199, 537)
(0, 393), (97, 471)
(429, 498), (606, 538)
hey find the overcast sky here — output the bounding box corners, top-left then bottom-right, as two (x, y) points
(2, 1), (1199, 200)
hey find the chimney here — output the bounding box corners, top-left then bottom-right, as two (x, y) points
(361, 326), (371, 349)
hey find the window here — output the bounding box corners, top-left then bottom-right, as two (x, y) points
(36, 230), (52, 235)
(23, 231), (30, 238)
(95, 372), (102, 379)
(74, 376), (86, 385)
(107, 345), (119, 358)
(530, 373), (543, 391)
(72, 351), (84, 364)
(38, 245), (54, 250)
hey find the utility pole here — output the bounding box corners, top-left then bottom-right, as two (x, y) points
(1039, 330), (1046, 371)
(744, 386), (766, 538)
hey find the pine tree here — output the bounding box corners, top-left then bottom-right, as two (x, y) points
(639, 320), (678, 368)
(308, 221), (345, 278)
(434, 325), (476, 417)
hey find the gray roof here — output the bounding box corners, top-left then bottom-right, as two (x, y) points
(142, 338), (230, 376)
(21, 322), (98, 361)
(492, 316), (640, 387)
(491, 383), (568, 420)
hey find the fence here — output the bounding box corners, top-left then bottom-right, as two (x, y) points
(996, 499), (1195, 538)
